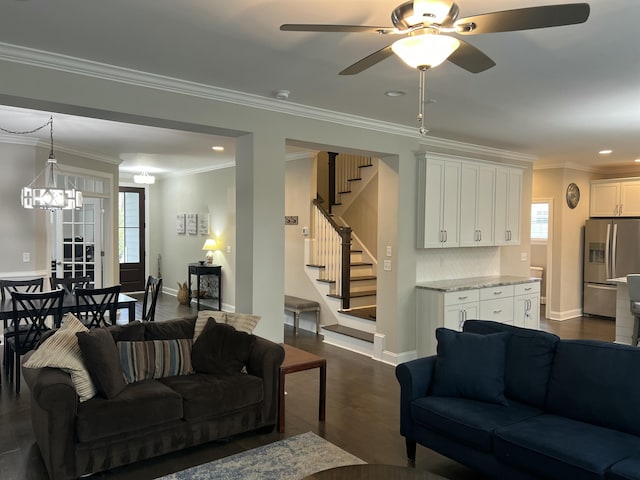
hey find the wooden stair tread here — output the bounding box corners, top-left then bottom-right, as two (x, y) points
(327, 289), (376, 300)
(322, 324), (374, 343)
(340, 306), (377, 321)
(350, 262), (373, 267)
(350, 275), (376, 281)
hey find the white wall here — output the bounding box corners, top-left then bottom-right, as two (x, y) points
(149, 167), (236, 309)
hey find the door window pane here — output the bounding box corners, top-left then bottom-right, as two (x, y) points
(531, 203), (549, 241)
(119, 191), (141, 263)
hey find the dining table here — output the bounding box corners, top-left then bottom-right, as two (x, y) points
(0, 292), (137, 328)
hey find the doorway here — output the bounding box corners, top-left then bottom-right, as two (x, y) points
(119, 187), (146, 292)
(51, 197), (103, 286)
(531, 198), (554, 313)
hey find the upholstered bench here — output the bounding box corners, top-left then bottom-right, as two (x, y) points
(284, 295), (320, 334)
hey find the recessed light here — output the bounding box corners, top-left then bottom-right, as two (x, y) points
(634, 159), (640, 163)
(385, 90), (406, 97)
(599, 149), (613, 155)
(212, 146), (224, 152)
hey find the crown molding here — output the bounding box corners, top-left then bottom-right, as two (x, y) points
(0, 133), (39, 146)
(0, 42), (532, 163)
(533, 161), (598, 173)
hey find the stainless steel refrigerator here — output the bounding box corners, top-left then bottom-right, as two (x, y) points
(584, 218), (640, 317)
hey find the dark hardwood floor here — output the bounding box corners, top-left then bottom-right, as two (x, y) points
(0, 296), (616, 480)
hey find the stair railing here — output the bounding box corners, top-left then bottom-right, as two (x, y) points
(312, 199), (352, 309)
(328, 153), (374, 213)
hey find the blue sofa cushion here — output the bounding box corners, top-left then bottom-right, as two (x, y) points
(546, 340), (640, 436)
(431, 328), (509, 405)
(463, 320), (559, 408)
(608, 453), (640, 480)
(411, 396), (542, 452)
(494, 414), (640, 480)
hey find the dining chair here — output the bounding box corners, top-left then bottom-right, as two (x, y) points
(0, 277), (44, 301)
(141, 276), (162, 322)
(1, 277), (45, 377)
(74, 284), (121, 328)
(6, 289), (65, 394)
(50, 275), (92, 295)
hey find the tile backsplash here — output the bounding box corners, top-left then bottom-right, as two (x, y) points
(416, 247), (500, 282)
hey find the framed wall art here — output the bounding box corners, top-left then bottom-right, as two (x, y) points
(186, 213), (198, 235)
(176, 213), (186, 234)
(198, 213), (210, 235)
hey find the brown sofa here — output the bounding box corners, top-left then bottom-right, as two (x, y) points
(22, 316), (285, 480)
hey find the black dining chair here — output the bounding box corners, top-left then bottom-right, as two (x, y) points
(141, 276), (162, 322)
(74, 285), (121, 328)
(1, 278), (45, 378)
(6, 289), (65, 394)
(50, 275), (92, 295)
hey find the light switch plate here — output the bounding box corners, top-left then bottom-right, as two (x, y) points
(383, 260), (392, 271)
(521, 252), (527, 261)
(23, 252), (30, 263)
(386, 246), (392, 257)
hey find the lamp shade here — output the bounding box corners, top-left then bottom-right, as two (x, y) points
(392, 34), (460, 69)
(202, 239), (217, 264)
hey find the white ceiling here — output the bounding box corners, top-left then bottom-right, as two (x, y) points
(0, 0), (639, 173)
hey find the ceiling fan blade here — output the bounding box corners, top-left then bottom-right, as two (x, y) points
(447, 40), (496, 73)
(280, 24), (396, 34)
(339, 45), (395, 75)
(455, 3), (590, 35)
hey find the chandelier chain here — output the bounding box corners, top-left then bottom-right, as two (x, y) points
(0, 116), (53, 136)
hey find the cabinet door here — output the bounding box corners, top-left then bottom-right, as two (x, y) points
(476, 165), (495, 246)
(620, 181), (640, 216)
(590, 182), (620, 217)
(418, 158), (445, 248)
(444, 306), (464, 331)
(441, 161), (461, 247)
(506, 169), (522, 244)
(515, 294), (540, 329)
(494, 167), (521, 245)
(459, 164), (479, 247)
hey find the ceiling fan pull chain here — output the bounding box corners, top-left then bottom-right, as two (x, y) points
(418, 67), (429, 135)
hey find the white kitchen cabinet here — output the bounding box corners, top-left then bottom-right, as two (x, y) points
(591, 179), (640, 217)
(494, 167), (522, 245)
(514, 282), (541, 329)
(460, 163), (495, 247)
(417, 157), (460, 248)
(416, 279), (541, 356)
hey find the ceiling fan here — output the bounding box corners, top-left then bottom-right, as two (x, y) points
(281, 0), (590, 134)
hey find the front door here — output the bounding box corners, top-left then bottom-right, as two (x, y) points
(119, 187), (146, 292)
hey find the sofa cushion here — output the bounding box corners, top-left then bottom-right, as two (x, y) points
(224, 312), (261, 333)
(144, 317), (195, 340)
(76, 327), (126, 399)
(194, 310), (226, 342)
(191, 319), (256, 375)
(23, 313), (97, 402)
(494, 414), (640, 480)
(431, 328), (509, 405)
(158, 372), (263, 421)
(546, 340), (640, 436)
(76, 379), (183, 442)
(411, 396), (542, 452)
(118, 339), (193, 383)
(608, 453), (640, 480)
(107, 321), (145, 342)
(463, 320), (559, 408)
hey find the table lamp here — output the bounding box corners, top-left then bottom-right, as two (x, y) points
(202, 239), (217, 264)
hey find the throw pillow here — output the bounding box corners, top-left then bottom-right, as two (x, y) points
(430, 328), (509, 406)
(23, 313), (97, 402)
(191, 318), (256, 375)
(76, 328), (127, 399)
(223, 312), (261, 333)
(118, 339), (193, 383)
(194, 310), (227, 342)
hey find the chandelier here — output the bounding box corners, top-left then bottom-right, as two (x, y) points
(0, 116), (83, 210)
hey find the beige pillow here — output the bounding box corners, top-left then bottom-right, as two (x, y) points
(224, 312), (261, 333)
(194, 310), (226, 342)
(23, 313), (97, 402)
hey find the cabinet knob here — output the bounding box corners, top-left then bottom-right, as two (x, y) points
(494, 291), (503, 295)
(493, 309), (502, 314)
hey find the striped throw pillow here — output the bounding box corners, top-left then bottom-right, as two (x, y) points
(224, 312), (261, 333)
(117, 339), (193, 383)
(23, 313), (97, 402)
(194, 310), (226, 342)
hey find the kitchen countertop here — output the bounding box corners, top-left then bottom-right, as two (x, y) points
(416, 275), (540, 292)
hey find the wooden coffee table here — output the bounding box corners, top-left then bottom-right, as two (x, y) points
(302, 464), (446, 479)
(278, 344), (326, 433)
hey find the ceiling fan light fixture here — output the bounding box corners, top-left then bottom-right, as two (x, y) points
(412, 0), (456, 24)
(391, 34), (460, 69)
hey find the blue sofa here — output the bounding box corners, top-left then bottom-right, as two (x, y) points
(396, 320), (640, 480)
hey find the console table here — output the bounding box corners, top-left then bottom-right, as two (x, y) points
(188, 263), (222, 311)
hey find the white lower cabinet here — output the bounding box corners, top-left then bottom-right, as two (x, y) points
(417, 279), (540, 356)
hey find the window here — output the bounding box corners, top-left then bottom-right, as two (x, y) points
(119, 191), (141, 263)
(531, 202), (549, 242)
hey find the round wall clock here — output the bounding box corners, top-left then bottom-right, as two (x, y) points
(566, 183), (580, 209)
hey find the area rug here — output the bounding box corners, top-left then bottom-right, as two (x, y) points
(158, 432), (365, 480)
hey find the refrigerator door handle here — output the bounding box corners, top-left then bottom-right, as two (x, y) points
(612, 223), (618, 279)
(605, 223), (611, 280)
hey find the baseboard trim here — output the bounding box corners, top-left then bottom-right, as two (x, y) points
(381, 349), (418, 366)
(547, 308), (583, 321)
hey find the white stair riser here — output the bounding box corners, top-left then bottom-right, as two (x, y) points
(337, 311), (376, 333)
(321, 329), (374, 358)
(348, 296), (376, 308)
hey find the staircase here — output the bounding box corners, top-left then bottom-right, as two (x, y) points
(306, 154), (378, 356)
